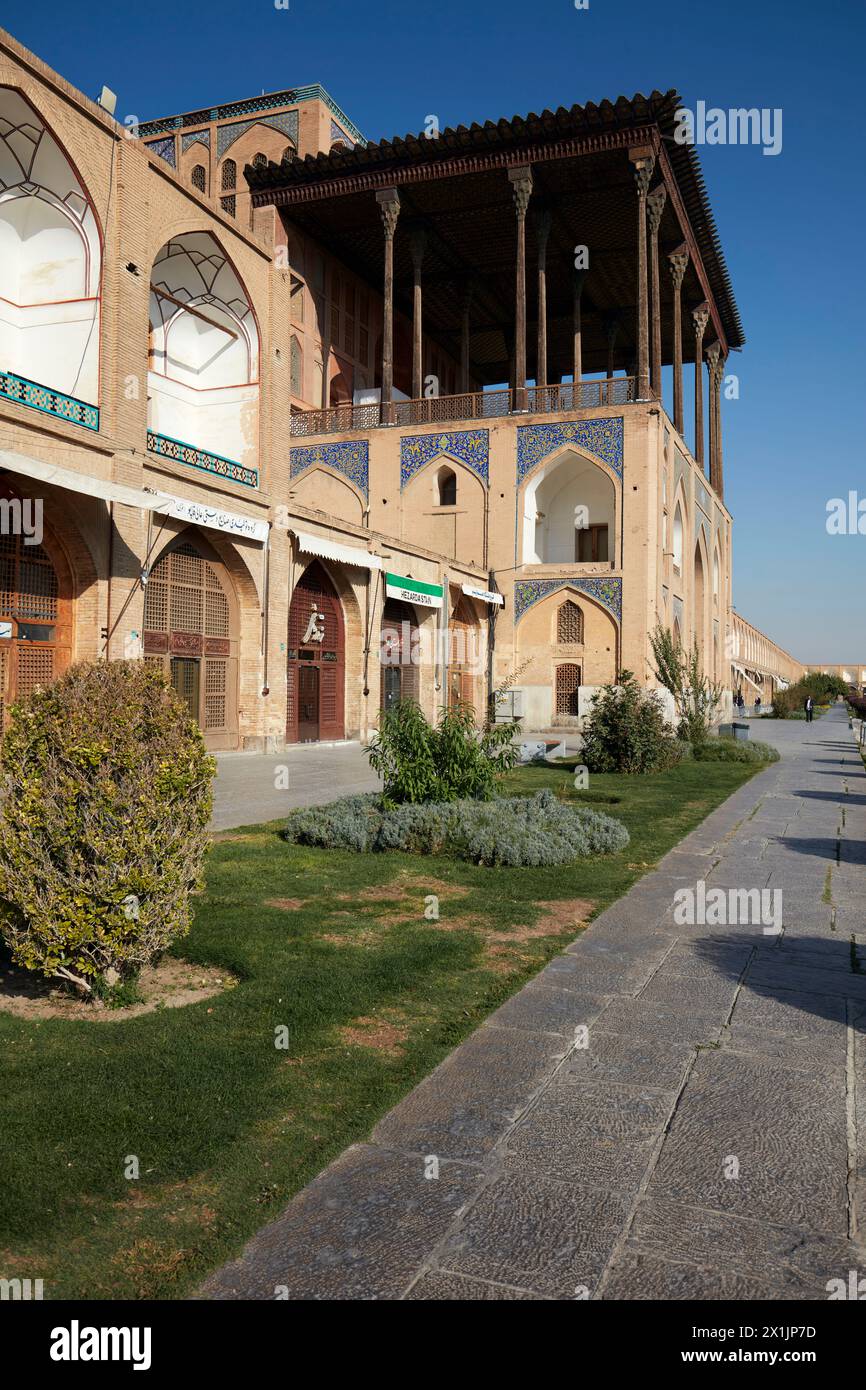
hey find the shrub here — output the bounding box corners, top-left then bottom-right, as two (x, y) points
(285, 788), (630, 866)
(365, 699), (519, 805)
(0, 661), (215, 993)
(650, 624), (721, 744)
(581, 671), (682, 774)
(692, 736), (780, 764)
(773, 673), (847, 718)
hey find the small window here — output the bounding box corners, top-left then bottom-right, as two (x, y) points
(191, 164), (206, 193)
(290, 275), (305, 325)
(221, 159), (236, 191)
(252, 152), (267, 169)
(220, 195), (236, 218)
(437, 466), (457, 506)
(281, 144), (295, 164)
(290, 337), (302, 397)
(557, 601), (584, 645)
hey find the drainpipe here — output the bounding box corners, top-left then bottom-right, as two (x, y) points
(260, 525), (271, 698)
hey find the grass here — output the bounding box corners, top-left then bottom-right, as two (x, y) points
(0, 755), (764, 1300)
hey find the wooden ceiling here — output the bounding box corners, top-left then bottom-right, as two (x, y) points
(248, 91), (743, 385)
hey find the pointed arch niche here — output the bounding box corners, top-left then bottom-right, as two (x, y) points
(521, 447), (617, 566)
(148, 232), (260, 485)
(0, 87), (101, 412)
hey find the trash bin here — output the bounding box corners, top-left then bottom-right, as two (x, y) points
(719, 723), (750, 741)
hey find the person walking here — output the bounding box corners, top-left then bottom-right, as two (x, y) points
(805, 695), (814, 723)
(754, 695), (761, 716)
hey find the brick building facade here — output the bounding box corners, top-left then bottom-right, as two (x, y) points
(0, 27), (804, 750)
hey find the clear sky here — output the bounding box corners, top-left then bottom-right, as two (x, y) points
(3, 0), (863, 661)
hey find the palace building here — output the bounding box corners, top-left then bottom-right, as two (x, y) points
(0, 26), (804, 750)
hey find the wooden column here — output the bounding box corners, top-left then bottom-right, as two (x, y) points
(460, 282), (473, 393)
(572, 270), (585, 400)
(692, 302), (709, 467)
(535, 206), (551, 390)
(508, 167), (533, 410)
(604, 314), (619, 403)
(410, 226), (426, 400)
(646, 183), (667, 399)
(630, 151), (655, 400)
(705, 340), (725, 498)
(667, 243), (689, 434)
(376, 188), (400, 424)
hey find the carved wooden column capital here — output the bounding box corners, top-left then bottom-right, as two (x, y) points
(668, 242), (689, 291)
(646, 183), (667, 235)
(508, 166), (533, 217)
(631, 154), (655, 199)
(376, 187), (401, 238)
(692, 301), (710, 342)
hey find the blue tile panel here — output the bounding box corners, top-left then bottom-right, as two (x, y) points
(517, 417), (624, 483)
(1, 369), (99, 431)
(514, 576), (622, 624)
(400, 429), (489, 487)
(147, 431), (258, 489)
(290, 440), (369, 500)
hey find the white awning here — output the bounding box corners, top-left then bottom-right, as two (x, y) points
(461, 582), (504, 606)
(0, 449), (269, 544)
(293, 529), (381, 570)
(0, 448), (166, 510)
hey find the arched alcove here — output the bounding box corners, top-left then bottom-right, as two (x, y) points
(148, 232), (260, 479)
(521, 449), (616, 565)
(0, 87), (101, 405)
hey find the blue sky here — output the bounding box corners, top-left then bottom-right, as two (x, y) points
(4, 0), (863, 661)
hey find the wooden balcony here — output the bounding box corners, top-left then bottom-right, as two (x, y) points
(289, 376), (637, 439)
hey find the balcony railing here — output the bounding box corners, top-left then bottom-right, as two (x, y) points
(289, 376), (636, 438)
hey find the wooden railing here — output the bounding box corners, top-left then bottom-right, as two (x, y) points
(289, 376), (636, 438)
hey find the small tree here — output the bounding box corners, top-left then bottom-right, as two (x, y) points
(650, 623), (721, 745)
(581, 671), (682, 774)
(0, 661), (215, 994)
(366, 699), (519, 805)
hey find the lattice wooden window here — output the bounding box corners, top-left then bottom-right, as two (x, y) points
(221, 159), (236, 190)
(0, 534), (59, 621)
(191, 165), (206, 192)
(17, 646), (54, 698)
(220, 195), (236, 218)
(555, 663), (581, 716)
(252, 152), (267, 168)
(290, 337), (302, 397)
(557, 600), (584, 644)
(204, 658), (227, 730)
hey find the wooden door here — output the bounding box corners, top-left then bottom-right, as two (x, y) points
(298, 664), (320, 741)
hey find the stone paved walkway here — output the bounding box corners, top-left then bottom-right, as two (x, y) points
(199, 705), (866, 1300)
(211, 743), (379, 831)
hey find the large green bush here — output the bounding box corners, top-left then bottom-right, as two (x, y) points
(285, 788), (629, 866)
(581, 671), (683, 774)
(0, 661), (215, 992)
(772, 673), (846, 718)
(365, 699), (519, 805)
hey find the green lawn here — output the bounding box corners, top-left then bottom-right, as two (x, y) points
(1, 756), (762, 1299)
